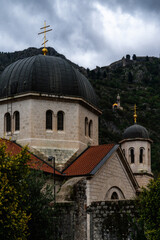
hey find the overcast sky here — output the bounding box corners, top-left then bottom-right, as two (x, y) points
(1, 0), (160, 69)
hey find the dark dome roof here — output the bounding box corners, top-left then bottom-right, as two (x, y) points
(122, 124), (149, 139)
(0, 54), (97, 107)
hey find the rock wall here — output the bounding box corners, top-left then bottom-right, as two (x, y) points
(55, 178), (87, 240)
(53, 183), (143, 240)
(87, 200), (142, 240)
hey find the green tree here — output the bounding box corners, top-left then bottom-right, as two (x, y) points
(128, 71), (133, 83)
(27, 170), (55, 240)
(138, 177), (160, 240)
(0, 143), (31, 240)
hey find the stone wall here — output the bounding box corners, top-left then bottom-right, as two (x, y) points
(134, 173), (153, 188)
(0, 95), (99, 164)
(73, 179), (87, 240)
(53, 181), (143, 240)
(52, 202), (75, 240)
(86, 152), (136, 206)
(121, 140), (151, 174)
(53, 199), (143, 240)
(87, 200), (141, 240)
(55, 178), (87, 240)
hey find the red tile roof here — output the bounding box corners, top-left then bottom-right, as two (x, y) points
(63, 144), (116, 176)
(0, 139), (61, 175)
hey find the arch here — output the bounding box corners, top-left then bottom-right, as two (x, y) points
(14, 111), (20, 131)
(85, 117), (88, 136)
(5, 113), (11, 132)
(88, 120), (93, 138)
(57, 111), (64, 131)
(129, 148), (135, 164)
(111, 192), (119, 200)
(139, 147), (145, 163)
(105, 186), (125, 200)
(46, 110), (53, 130)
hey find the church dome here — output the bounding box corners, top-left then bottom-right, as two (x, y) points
(122, 124), (149, 139)
(0, 54), (97, 107)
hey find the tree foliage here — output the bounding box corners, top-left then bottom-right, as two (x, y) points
(138, 177), (160, 240)
(0, 143), (31, 239)
(27, 170), (55, 240)
(0, 142), (56, 240)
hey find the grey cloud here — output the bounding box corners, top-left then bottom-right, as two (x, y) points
(99, 0), (160, 15)
(0, 0), (160, 68)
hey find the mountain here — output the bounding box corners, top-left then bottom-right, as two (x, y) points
(0, 47), (80, 72)
(86, 54), (160, 177)
(0, 48), (160, 176)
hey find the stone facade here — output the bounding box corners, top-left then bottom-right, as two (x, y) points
(120, 139), (153, 187)
(0, 94), (99, 165)
(121, 140), (151, 174)
(134, 173), (153, 188)
(86, 152), (137, 206)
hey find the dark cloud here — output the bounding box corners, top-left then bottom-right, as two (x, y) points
(0, 0), (160, 68)
(100, 0), (160, 14)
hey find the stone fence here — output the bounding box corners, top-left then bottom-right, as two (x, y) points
(87, 200), (144, 240)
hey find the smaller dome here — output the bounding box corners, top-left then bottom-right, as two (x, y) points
(122, 124), (149, 139)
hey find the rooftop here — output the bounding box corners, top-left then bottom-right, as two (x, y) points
(0, 54), (98, 107)
(0, 139), (61, 175)
(63, 144), (117, 176)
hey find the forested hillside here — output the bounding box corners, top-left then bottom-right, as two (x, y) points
(87, 55), (160, 177)
(0, 48), (160, 176)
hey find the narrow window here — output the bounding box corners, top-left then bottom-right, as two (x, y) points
(89, 120), (93, 138)
(5, 113), (11, 132)
(148, 148), (150, 164)
(57, 111), (64, 131)
(14, 111), (20, 131)
(85, 117), (88, 136)
(111, 192), (119, 199)
(139, 148), (144, 163)
(130, 148), (135, 164)
(46, 110), (53, 130)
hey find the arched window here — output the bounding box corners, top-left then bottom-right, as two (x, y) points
(14, 111), (20, 131)
(139, 148), (144, 163)
(129, 148), (135, 164)
(46, 110), (53, 130)
(111, 192), (119, 200)
(105, 187), (125, 200)
(89, 120), (93, 138)
(5, 113), (11, 132)
(85, 117), (88, 136)
(57, 111), (64, 131)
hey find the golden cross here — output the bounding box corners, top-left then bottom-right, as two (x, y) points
(134, 104), (137, 124)
(38, 21), (52, 55)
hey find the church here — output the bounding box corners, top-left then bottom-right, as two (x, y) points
(0, 47), (154, 239)
(0, 48), (153, 198)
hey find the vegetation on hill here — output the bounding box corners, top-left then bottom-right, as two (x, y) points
(87, 55), (160, 176)
(0, 49), (160, 176)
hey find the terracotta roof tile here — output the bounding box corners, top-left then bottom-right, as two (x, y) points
(0, 139), (61, 175)
(63, 144), (115, 176)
